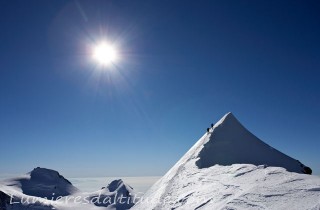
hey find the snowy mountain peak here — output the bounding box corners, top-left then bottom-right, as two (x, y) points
(29, 167), (72, 185)
(8, 167), (79, 199)
(107, 179), (128, 192)
(197, 113), (311, 174)
(91, 179), (136, 209)
(1, 169), (138, 210)
(132, 113), (318, 210)
(218, 111), (234, 121)
(214, 112), (243, 130)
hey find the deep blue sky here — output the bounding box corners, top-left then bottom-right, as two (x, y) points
(0, 0), (319, 177)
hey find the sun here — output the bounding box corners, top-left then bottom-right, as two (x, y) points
(92, 42), (118, 66)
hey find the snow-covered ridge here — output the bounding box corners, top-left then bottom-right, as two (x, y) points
(134, 164), (320, 210)
(1, 113), (319, 210)
(133, 112), (319, 210)
(196, 112), (311, 174)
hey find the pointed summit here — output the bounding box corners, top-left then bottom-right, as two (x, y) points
(197, 113), (311, 174)
(220, 111), (235, 120)
(90, 179), (136, 209)
(213, 111), (240, 127)
(106, 179), (133, 194)
(133, 113), (317, 210)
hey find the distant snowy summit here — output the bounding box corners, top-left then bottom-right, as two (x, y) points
(12, 167), (79, 199)
(1, 113), (319, 210)
(133, 112), (320, 210)
(0, 167), (136, 210)
(197, 112), (312, 174)
(89, 179), (136, 209)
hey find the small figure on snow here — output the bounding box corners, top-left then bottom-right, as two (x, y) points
(207, 128), (210, 133)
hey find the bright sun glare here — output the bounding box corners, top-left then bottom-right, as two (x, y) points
(93, 42), (118, 66)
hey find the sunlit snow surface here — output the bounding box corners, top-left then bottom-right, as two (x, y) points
(69, 176), (160, 194)
(133, 113), (320, 209)
(1, 113), (320, 209)
(0, 168), (142, 210)
(133, 164), (320, 210)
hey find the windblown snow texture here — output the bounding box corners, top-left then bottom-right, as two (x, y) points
(132, 112), (319, 210)
(196, 112), (311, 174)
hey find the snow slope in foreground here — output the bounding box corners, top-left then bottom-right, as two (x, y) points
(133, 113), (320, 210)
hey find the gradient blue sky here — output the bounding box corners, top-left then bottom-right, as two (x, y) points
(0, 0), (319, 177)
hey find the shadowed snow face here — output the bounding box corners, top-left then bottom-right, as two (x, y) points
(132, 113), (318, 210)
(69, 176), (160, 194)
(8, 167), (79, 200)
(196, 113), (311, 174)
